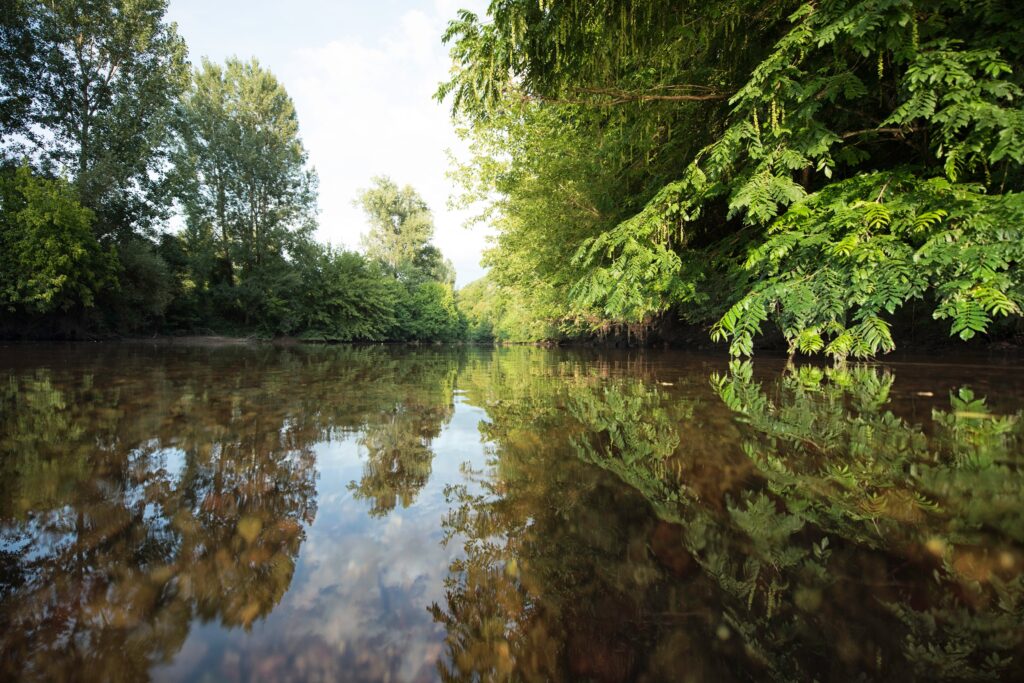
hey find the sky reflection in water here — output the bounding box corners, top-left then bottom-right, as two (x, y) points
(1, 344), (1023, 682)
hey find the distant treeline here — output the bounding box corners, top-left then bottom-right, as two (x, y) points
(0, 1), (463, 341)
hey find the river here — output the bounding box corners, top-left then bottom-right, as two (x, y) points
(1, 343), (1022, 681)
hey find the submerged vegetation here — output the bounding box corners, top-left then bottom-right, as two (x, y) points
(441, 0), (1024, 355)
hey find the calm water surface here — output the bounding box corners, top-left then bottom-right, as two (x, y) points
(1, 344), (1023, 682)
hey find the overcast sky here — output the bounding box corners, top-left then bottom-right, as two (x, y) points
(166, 0), (492, 287)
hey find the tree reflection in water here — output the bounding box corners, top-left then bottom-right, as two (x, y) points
(432, 354), (1024, 682)
(1, 346), (1023, 682)
(0, 344), (462, 682)
(349, 361), (456, 516)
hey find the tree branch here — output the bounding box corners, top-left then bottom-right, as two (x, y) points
(576, 85), (730, 104)
(509, 84), (730, 107)
(840, 127), (917, 139)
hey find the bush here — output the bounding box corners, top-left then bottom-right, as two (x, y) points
(0, 165), (116, 315)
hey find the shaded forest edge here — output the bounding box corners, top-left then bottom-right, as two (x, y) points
(3, 1), (1024, 356)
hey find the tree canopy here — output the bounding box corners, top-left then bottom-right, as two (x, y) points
(12, 0), (189, 239)
(175, 58), (317, 280)
(441, 0), (1024, 356)
(3, 0), (1023, 353)
(0, 1), (464, 341)
(358, 175), (455, 285)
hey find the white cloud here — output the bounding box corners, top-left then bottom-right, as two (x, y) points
(284, 1), (493, 286)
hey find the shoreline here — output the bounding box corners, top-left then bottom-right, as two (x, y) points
(1, 334), (1020, 364)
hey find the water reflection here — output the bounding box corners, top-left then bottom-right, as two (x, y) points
(0, 345), (1022, 681)
(433, 354), (1024, 682)
(351, 377), (456, 517)
(0, 345), (463, 681)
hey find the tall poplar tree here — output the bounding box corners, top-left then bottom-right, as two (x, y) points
(172, 57), (317, 278)
(27, 0), (188, 238)
(174, 58), (318, 287)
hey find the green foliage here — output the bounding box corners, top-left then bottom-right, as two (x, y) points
(293, 245), (398, 342)
(174, 57), (317, 282)
(441, 0), (1024, 355)
(104, 238), (175, 331)
(712, 172), (1024, 358)
(166, 62), (467, 341)
(357, 175), (454, 284)
(1, 1), (191, 336)
(0, 0), (37, 140)
(13, 0), (189, 239)
(456, 274), (559, 343)
(348, 176), (464, 342)
(393, 280), (465, 343)
(0, 165), (116, 314)
(1, 3), (466, 342)
(249, 241), (465, 343)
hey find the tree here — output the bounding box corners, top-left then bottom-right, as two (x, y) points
(292, 244), (399, 342)
(355, 176), (464, 341)
(0, 1), (188, 335)
(357, 175), (453, 284)
(176, 58), (317, 278)
(440, 0), (1024, 357)
(0, 0), (38, 143)
(0, 164), (116, 315)
(23, 0), (189, 239)
(174, 57), (318, 329)
(394, 280), (465, 342)
(457, 274), (558, 343)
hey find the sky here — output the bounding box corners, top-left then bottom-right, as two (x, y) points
(165, 0), (492, 287)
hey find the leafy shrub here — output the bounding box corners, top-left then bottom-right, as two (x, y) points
(0, 165), (116, 315)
